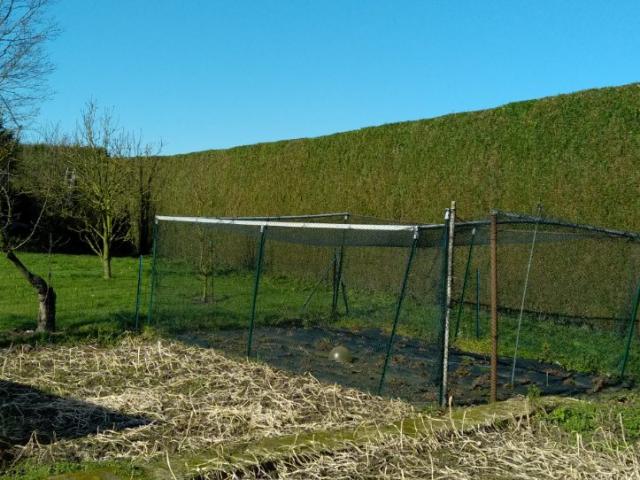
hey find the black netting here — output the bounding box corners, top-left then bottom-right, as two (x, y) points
(150, 211), (640, 405)
(451, 211), (640, 400)
(151, 217), (446, 406)
(151, 221), (257, 357)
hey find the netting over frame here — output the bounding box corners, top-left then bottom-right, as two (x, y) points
(150, 214), (449, 405)
(451, 210), (640, 393)
(149, 211), (640, 405)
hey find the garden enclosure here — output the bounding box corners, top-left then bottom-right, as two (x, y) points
(149, 209), (640, 406)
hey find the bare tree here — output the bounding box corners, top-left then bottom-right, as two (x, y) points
(190, 160), (218, 303)
(0, 0), (57, 332)
(131, 142), (163, 255)
(59, 101), (157, 279)
(0, 124), (55, 332)
(197, 231), (215, 303)
(0, 0), (57, 125)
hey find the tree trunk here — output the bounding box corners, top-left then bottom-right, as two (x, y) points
(102, 253), (112, 279)
(201, 275), (209, 303)
(37, 284), (56, 333)
(6, 251), (56, 333)
(200, 273), (215, 304)
(102, 233), (112, 279)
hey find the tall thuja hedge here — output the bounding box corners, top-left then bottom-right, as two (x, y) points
(159, 83), (640, 229)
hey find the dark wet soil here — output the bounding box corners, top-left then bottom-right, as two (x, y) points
(177, 326), (614, 407)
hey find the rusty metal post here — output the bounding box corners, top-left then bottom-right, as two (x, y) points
(490, 211), (498, 403)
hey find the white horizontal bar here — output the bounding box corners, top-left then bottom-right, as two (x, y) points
(155, 215), (418, 232)
(225, 212), (350, 220)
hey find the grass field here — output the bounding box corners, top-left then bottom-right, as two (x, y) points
(2, 251), (638, 382)
(0, 252), (149, 342)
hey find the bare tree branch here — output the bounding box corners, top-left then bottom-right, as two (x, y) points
(0, 0), (58, 126)
(47, 101), (161, 278)
(0, 121), (56, 332)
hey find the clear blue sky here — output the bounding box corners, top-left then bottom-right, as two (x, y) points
(31, 0), (640, 155)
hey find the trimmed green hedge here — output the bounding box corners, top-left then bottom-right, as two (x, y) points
(156, 83), (640, 231)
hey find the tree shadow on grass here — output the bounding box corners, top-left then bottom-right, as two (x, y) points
(0, 380), (150, 464)
(0, 312), (135, 348)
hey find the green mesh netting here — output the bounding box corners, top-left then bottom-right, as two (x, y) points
(149, 211), (640, 405)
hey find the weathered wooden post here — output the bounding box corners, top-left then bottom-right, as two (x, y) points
(440, 201), (456, 406)
(490, 211), (499, 403)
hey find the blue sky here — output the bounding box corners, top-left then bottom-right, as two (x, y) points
(30, 0), (640, 154)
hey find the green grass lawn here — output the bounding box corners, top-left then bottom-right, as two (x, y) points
(0, 252), (149, 343)
(1, 251), (638, 380)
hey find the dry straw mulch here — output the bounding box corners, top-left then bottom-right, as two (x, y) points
(0, 335), (412, 465)
(1, 336), (639, 479)
(222, 423), (640, 480)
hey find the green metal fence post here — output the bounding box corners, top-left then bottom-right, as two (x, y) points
(331, 251), (339, 317)
(247, 225), (267, 358)
(134, 255), (143, 330)
(301, 259), (334, 314)
(620, 280), (640, 378)
(454, 228), (476, 337)
(146, 220), (159, 326)
(332, 215), (348, 318)
(341, 280), (350, 315)
(332, 247), (345, 316)
(475, 267), (481, 338)
(377, 228), (419, 396)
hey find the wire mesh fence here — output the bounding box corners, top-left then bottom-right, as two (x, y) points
(150, 215), (448, 405)
(1, 208), (638, 407)
(451, 211), (640, 396)
(150, 210), (640, 406)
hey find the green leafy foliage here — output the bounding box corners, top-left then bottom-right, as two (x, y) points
(547, 403), (600, 434)
(155, 84), (640, 232)
(526, 384), (542, 402)
(546, 394), (640, 442)
(0, 460), (145, 480)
